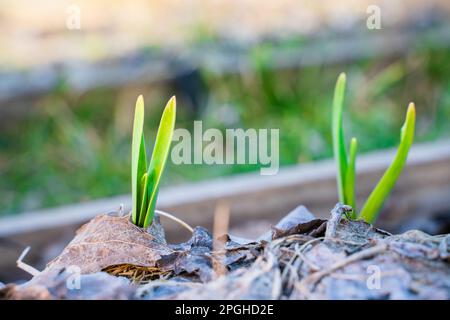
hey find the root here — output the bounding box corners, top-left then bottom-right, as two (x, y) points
(271, 235), (324, 296)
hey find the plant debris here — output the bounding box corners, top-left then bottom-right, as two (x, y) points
(1, 204), (449, 300)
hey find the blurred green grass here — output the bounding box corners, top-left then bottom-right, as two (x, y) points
(1, 46), (450, 216)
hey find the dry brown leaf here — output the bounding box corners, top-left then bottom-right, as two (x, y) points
(44, 213), (174, 274)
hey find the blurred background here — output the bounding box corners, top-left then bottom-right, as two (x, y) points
(1, 0), (450, 282)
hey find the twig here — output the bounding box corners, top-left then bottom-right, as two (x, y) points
(16, 247), (41, 277)
(155, 209), (194, 233)
(212, 201), (230, 251)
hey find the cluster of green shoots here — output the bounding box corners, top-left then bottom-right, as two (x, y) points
(131, 95), (176, 228)
(332, 73), (416, 223)
(129, 72), (415, 228)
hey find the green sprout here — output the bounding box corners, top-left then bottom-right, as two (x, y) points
(131, 95), (176, 228)
(332, 73), (416, 223)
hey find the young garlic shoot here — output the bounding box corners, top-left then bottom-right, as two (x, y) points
(331, 72), (416, 223)
(332, 73), (359, 217)
(131, 95), (176, 228)
(359, 103), (415, 223)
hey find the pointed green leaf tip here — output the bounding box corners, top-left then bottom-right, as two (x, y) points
(359, 103), (416, 223)
(332, 72), (348, 205)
